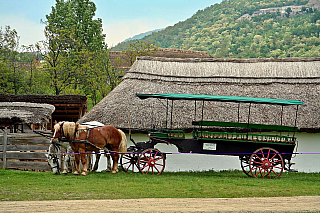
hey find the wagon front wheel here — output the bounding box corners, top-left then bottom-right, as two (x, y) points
(249, 147), (284, 179)
(120, 153), (140, 173)
(240, 155), (253, 177)
(138, 148), (165, 175)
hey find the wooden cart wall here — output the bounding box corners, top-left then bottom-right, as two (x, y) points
(0, 132), (51, 171)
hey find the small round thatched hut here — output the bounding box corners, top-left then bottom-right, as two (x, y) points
(0, 102), (55, 132)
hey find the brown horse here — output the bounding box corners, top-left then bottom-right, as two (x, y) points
(53, 122), (127, 176)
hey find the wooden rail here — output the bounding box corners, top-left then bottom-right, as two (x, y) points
(192, 120), (298, 132)
(193, 131), (295, 144)
(0, 132), (51, 171)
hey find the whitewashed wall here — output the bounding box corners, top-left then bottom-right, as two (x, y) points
(96, 133), (320, 173)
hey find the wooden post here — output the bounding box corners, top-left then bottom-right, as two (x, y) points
(2, 130), (7, 169)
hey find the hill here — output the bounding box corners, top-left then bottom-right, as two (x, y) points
(122, 29), (163, 43)
(111, 0), (320, 58)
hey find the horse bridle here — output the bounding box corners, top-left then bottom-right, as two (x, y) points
(48, 153), (60, 172)
(56, 122), (80, 142)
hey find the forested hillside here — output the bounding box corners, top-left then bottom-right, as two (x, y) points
(112, 0), (320, 58)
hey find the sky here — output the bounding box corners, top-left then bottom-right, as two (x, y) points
(0, 0), (221, 48)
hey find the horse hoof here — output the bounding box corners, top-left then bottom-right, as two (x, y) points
(106, 169), (111, 172)
(62, 172), (67, 175)
(111, 170), (118, 174)
(73, 171), (79, 176)
(81, 172), (87, 176)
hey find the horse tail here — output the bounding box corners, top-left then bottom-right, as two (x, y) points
(117, 129), (127, 156)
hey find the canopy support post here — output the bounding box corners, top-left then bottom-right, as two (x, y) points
(170, 100), (174, 129)
(293, 105), (299, 138)
(194, 100), (197, 121)
(237, 103), (240, 123)
(247, 103), (251, 140)
(165, 99), (168, 129)
(201, 100), (205, 137)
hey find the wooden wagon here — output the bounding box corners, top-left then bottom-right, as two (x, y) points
(120, 93), (303, 179)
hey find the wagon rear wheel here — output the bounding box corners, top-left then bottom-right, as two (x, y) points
(249, 147), (284, 179)
(240, 155), (253, 177)
(138, 148), (165, 175)
(120, 153), (140, 173)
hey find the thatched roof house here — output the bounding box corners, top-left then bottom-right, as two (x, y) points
(79, 56), (320, 133)
(0, 94), (88, 127)
(0, 102), (55, 125)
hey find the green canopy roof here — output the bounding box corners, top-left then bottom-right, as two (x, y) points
(136, 93), (303, 106)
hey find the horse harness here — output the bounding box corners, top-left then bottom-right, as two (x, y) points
(58, 123), (110, 154)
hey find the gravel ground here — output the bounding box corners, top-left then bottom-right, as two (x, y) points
(1, 196), (320, 212)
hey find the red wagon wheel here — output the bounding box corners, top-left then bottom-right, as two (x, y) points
(120, 153), (140, 173)
(138, 148), (165, 175)
(249, 147), (284, 179)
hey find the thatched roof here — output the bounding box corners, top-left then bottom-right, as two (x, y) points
(0, 102), (55, 124)
(0, 94), (88, 124)
(0, 94), (87, 104)
(79, 56), (320, 132)
(109, 48), (212, 68)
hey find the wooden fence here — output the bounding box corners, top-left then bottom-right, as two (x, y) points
(0, 132), (51, 171)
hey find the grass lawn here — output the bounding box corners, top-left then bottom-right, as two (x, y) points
(0, 169), (319, 201)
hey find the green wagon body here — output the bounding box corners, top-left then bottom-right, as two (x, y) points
(121, 93), (303, 179)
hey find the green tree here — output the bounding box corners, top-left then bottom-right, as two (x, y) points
(121, 40), (159, 66)
(0, 26), (23, 95)
(41, 0), (106, 96)
(84, 47), (122, 105)
(286, 7), (292, 18)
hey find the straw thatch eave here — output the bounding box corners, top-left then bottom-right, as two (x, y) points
(0, 94), (87, 104)
(0, 102), (55, 124)
(79, 56), (320, 133)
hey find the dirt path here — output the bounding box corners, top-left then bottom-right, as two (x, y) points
(1, 196), (319, 212)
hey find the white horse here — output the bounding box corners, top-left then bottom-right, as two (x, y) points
(47, 121), (113, 174)
(46, 141), (73, 175)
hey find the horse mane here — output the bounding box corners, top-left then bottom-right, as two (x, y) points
(54, 122), (87, 138)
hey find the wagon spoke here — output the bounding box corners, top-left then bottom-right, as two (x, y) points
(154, 162), (164, 166)
(270, 168), (279, 176)
(252, 154), (263, 163)
(267, 149), (270, 160)
(271, 166), (283, 170)
(154, 165), (160, 173)
(269, 153), (277, 161)
(262, 168), (267, 178)
(251, 160), (263, 165)
(270, 159), (282, 165)
(145, 166), (151, 175)
(257, 167), (263, 176)
(123, 155), (132, 160)
(267, 169), (271, 179)
(122, 161), (131, 166)
(141, 164), (149, 170)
